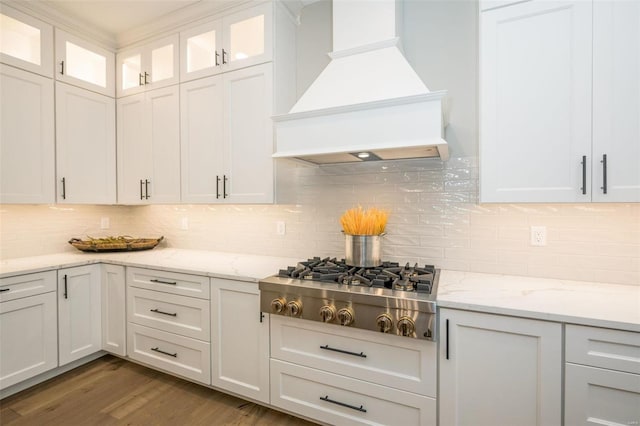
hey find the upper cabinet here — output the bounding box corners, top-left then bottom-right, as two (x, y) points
(117, 34), (179, 97)
(0, 5), (53, 78)
(0, 64), (55, 204)
(480, 0), (640, 203)
(592, 1), (640, 202)
(55, 29), (115, 97)
(180, 2), (272, 82)
(56, 82), (116, 204)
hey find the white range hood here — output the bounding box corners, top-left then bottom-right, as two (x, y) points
(273, 0), (448, 164)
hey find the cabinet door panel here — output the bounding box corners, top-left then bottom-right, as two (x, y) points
(211, 279), (268, 403)
(58, 265), (102, 366)
(117, 93), (150, 204)
(117, 49), (144, 97)
(146, 34), (179, 90)
(180, 20), (223, 82)
(55, 29), (114, 97)
(223, 3), (272, 72)
(147, 86), (180, 203)
(102, 264), (126, 357)
(56, 82), (116, 204)
(0, 5), (53, 78)
(223, 63), (273, 203)
(0, 65), (54, 203)
(592, 1), (640, 202)
(0, 292), (57, 390)
(480, 1), (592, 202)
(439, 308), (562, 426)
(180, 75), (224, 203)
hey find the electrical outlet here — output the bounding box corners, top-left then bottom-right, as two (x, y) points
(530, 226), (547, 246)
(180, 217), (189, 230)
(100, 217), (110, 229)
(276, 221), (286, 236)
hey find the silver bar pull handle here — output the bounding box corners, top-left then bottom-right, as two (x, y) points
(63, 274), (68, 299)
(601, 154), (607, 194)
(150, 278), (177, 285)
(223, 175), (228, 199)
(140, 179), (144, 200)
(320, 345), (366, 358)
(215, 50), (220, 67)
(139, 73), (144, 86)
(222, 49), (228, 64)
(60, 60), (65, 75)
(216, 175), (221, 199)
(61, 177), (66, 200)
(150, 308), (177, 317)
(144, 72), (149, 85)
(145, 179), (150, 199)
(151, 347), (177, 358)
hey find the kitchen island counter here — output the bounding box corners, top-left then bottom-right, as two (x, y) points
(437, 270), (640, 333)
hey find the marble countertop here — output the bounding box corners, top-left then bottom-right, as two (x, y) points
(0, 249), (299, 283)
(437, 270), (640, 332)
(2, 250), (639, 332)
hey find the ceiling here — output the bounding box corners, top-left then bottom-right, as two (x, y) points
(41, 0), (202, 37)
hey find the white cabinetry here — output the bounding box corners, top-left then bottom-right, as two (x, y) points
(0, 271), (57, 390)
(117, 85), (180, 204)
(0, 64), (55, 203)
(180, 3), (272, 82)
(181, 63), (273, 203)
(56, 82), (116, 204)
(439, 308), (562, 426)
(117, 35), (179, 97)
(101, 264), (126, 357)
(0, 4), (53, 77)
(210, 279), (269, 403)
(270, 316), (437, 425)
(592, 1), (640, 202)
(58, 265), (102, 366)
(126, 267), (211, 384)
(565, 325), (640, 426)
(480, 0), (640, 203)
(55, 29), (115, 97)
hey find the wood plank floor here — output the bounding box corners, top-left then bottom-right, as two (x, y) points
(0, 355), (318, 425)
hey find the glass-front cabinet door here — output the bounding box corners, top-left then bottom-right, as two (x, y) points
(117, 34), (178, 97)
(222, 2), (272, 72)
(0, 5), (53, 77)
(55, 29), (115, 97)
(180, 20), (223, 82)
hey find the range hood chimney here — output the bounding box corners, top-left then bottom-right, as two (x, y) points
(273, 0), (448, 164)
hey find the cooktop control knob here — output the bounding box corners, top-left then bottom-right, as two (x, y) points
(337, 307), (355, 326)
(271, 297), (286, 314)
(376, 313), (393, 333)
(397, 316), (416, 337)
(286, 300), (303, 317)
(319, 305), (336, 323)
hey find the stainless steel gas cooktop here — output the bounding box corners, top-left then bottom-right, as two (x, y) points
(259, 257), (439, 341)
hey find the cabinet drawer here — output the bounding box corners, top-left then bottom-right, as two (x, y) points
(127, 267), (209, 299)
(0, 271), (56, 302)
(127, 323), (210, 385)
(271, 359), (436, 426)
(566, 325), (640, 374)
(565, 363), (640, 426)
(127, 287), (210, 341)
(270, 315), (436, 397)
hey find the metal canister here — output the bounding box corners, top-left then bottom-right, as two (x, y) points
(344, 234), (383, 267)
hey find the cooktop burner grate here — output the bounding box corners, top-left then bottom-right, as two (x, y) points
(278, 257), (435, 294)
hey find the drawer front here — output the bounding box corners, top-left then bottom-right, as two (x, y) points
(270, 315), (436, 397)
(127, 323), (210, 385)
(271, 359), (436, 426)
(566, 324), (640, 374)
(565, 363), (640, 426)
(128, 287), (210, 341)
(127, 267), (209, 299)
(0, 271), (57, 302)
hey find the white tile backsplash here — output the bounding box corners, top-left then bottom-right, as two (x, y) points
(1, 157), (638, 285)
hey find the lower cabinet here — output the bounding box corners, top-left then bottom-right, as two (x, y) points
(126, 267), (211, 385)
(210, 279), (269, 403)
(101, 264), (126, 356)
(58, 265), (102, 366)
(565, 324), (640, 426)
(0, 271), (58, 390)
(269, 315), (437, 425)
(439, 308), (562, 426)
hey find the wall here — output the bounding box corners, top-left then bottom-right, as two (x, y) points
(1, 1), (638, 286)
